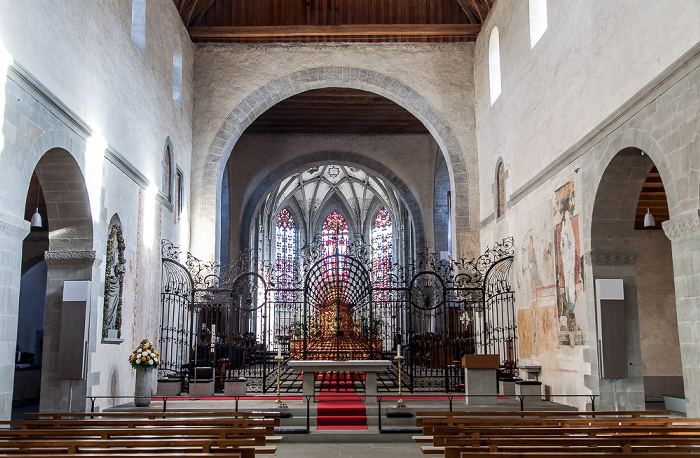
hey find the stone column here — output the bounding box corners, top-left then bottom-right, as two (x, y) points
(585, 250), (644, 412)
(41, 250), (99, 413)
(663, 210), (700, 417)
(0, 212), (30, 421)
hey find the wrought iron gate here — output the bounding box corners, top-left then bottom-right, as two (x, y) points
(159, 237), (515, 393)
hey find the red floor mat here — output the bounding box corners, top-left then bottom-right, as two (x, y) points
(316, 393), (367, 430)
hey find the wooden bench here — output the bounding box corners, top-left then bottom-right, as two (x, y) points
(0, 426), (279, 444)
(1, 417), (277, 435)
(0, 437), (272, 457)
(434, 436), (700, 457)
(415, 410), (672, 427)
(23, 410), (281, 426)
(0, 454), (244, 458)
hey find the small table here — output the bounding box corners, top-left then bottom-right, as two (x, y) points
(287, 360), (392, 403)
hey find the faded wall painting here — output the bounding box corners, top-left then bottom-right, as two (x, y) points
(554, 182), (585, 346)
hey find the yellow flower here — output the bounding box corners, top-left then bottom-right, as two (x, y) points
(141, 357), (146, 361)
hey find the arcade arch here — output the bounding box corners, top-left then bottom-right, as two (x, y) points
(194, 67), (475, 263)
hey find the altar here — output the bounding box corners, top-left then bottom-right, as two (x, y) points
(287, 360), (392, 402)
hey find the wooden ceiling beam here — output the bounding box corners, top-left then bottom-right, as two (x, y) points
(454, 0), (479, 23)
(187, 0), (217, 27)
(467, 0), (484, 23)
(188, 23), (481, 39)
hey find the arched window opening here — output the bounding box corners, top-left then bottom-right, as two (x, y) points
(322, 211), (349, 257)
(275, 208), (296, 291)
(372, 208), (393, 296)
(489, 27), (502, 105)
(163, 145), (172, 202)
(172, 53), (182, 107)
(497, 162), (505, 218)
(529, 0), (548, 48)
(130, 0), (146, 55)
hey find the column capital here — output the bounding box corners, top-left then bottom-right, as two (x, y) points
(583, 250), (638, 266)
(44, 250), (101, 267)
(0, 211), (30, 241)
(662, 210), (700, 241)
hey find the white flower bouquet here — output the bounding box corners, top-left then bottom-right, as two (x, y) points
(129, 338), (160, 370)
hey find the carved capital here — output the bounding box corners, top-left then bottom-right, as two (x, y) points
(584, 250), (639, 266)
(662, 210), (700, 241)
(0, 211), (30, 241)
(45, 250), (101, 267)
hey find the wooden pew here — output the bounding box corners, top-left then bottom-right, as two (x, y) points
(0, 426), (275, 444)
(23, 410), (281, 426)
(0, 454), (244, 458)
(432, 436), (700, 457)
(0, 437), (268, 456)
(1, 417), (277, 435)
(415, 410), (672, 427)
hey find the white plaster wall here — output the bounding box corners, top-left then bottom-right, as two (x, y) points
(474, 0), (700, 221)
(191, 42), (477, 260)
(0, 0), (195, 414)
(0, 0), (194, 202)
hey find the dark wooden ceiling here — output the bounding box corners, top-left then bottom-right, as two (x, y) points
(173, 0), (494, 43)
(245, 87), (428, 134)
(635, 167), (669, 230)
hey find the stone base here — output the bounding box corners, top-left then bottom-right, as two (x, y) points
(157, 379), (181, 396)
(499, 377), (521, 396)
(189, 381), (214, 397)
(515, 380), (542, 397)
(224, 379), (246, 397)
(465, 367), (497, 405)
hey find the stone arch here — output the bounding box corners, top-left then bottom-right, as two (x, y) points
(239, 151), (426, 255)
(582, 127), (680, 412)
(198, 67), (470, 261)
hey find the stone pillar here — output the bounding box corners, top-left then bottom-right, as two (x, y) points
(0, 212), (30, 421)
(585, 250), (645, 412)
(41, 250), (99, 413)
(663, 210), (700, 418)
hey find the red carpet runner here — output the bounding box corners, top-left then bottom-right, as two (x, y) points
(316, 372), (367, 430)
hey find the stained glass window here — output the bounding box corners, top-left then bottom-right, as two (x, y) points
(372, 208), (393, 294)
(321, 211), (349, 256)
(275, 209), (296, 303)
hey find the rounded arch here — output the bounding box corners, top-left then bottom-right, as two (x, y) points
(197, 67), (471, 261)
(239, 151), (426, 255)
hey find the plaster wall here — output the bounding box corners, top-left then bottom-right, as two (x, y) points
(226, 133), (438, 255)
(0, 0), (194, 196)
(0, 0), (194, 418)
(474, 0), (700, 221)
(475, 0), (700, 414)
(191, 42), (478, 261)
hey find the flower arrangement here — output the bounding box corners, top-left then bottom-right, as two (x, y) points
(129, 339), (160, 370)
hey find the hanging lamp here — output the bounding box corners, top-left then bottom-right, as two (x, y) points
(30, 171), (42, 228)
(641, 152), (655, 228)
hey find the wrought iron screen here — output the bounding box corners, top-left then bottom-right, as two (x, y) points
(159, 237), (515, 393)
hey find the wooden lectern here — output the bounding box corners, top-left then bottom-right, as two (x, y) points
(462, 354), (499, 405)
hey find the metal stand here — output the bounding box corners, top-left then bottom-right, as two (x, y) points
(274, 355), (288, 409)
(393, 354), (406, 408)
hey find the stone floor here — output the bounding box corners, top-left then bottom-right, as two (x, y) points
(272, 442), (424, 457)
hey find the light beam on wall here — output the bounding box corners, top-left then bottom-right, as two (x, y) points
(143, 183), (158, 248)
(85, 133), (107, 223)
(0, 37), (13, 162)
(179, 204), (189, 263)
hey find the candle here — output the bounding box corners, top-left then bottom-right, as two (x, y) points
(397, 344), (401, 357)
(277, 346), (281, 358)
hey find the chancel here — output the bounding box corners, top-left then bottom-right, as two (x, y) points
(0, 1), (699, 455)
